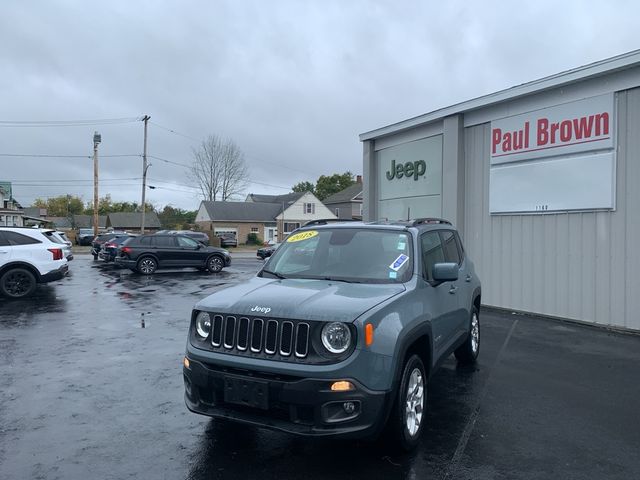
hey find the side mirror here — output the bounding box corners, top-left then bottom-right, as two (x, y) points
(432, 262), (458, 283)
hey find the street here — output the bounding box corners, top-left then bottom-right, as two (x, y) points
(1, 255), (639, 479)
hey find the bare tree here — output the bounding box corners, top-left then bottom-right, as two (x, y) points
(190, 135), (249, 201)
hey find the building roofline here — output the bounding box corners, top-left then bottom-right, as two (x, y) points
(359, 49), (640, 141)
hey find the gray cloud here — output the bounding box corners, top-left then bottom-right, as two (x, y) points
(0, 0), (637, 209)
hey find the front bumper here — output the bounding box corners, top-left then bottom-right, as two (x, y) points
(40, 264), (69, 283)
(184, 357), (390, 438)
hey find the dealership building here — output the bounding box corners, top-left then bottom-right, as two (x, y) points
(360, 50), (640, 331)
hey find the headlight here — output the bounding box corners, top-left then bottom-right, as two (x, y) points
(195, 311), (211, 338)
(321, 322), (352, 354)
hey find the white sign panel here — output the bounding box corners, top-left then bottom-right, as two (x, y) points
(490, 94), (614, 165)
(489, 94), (616, 213)
(490, 152), (615, 213)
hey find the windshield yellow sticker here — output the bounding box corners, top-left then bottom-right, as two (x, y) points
(286, 230), (318, 243)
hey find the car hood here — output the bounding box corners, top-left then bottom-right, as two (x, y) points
(195, 276), (405, 323)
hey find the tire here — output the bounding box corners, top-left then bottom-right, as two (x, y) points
(455, 305), (480, 364)
(385, 354), (427, 451)
(207, 255), (224, 273)
(0, 268), (37, 298)
(136, 256), (158, 275)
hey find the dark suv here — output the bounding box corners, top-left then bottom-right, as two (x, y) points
(183, 218), (481, 450)
(115, 234), (231, 274)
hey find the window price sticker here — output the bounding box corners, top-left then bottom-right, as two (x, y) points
(389, 254), (409, 271)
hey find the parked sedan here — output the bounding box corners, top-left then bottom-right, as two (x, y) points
(99, 235), (136, 262)
(115, 234), (231, 274)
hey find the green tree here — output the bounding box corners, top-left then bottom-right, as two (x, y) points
(157, 205), (197, 229)
(292, 172), (355, 201)
(83, 195), (155, 215)
(315, 172), (355, 200)
(32, 195), (85, 217)
(291, 181), (315, 195)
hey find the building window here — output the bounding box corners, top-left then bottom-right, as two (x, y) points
(251, 227), (259, 233)
(304, 203), (315, 214)
(334, 208), (340, 217)
(284, 222), (300, 233)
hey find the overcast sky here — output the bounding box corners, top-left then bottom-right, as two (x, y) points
(0, 0), (637, 211)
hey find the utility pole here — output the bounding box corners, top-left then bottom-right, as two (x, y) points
(92, 131), (101, 237)
(141, 115), (150, 234)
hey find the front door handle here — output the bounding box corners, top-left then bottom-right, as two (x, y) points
(465, 274), (472, 282)
(449, 285), (458, 294)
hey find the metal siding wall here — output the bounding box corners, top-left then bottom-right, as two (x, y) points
(463, 88), (640, 330)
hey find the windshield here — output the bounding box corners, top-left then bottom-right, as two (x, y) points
(263, 228), (413, 283)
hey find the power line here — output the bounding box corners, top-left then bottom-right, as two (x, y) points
(148, 154), (191, 168)
(148, 121), (322, 177)
(0, 153), (141, 158)
(0, 117), (143, 127)
(149, 121), (201, 143)
(9, 177), (141, 183)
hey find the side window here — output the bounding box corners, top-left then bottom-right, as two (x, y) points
(139, 236), (152, 246)
(177, 236), (198, 248)
(420, 232), (444, 281)
(153, 236), (176, 247)
(440, 230), (461, 265)
(3, 231), (41, 245)
(0, 231), (9, 247)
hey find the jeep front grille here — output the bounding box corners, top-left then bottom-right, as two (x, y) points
(211, 315), (310, 359)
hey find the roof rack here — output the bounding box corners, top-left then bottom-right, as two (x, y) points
(411, 218), (452, 226)
(303, 218), (361, 227)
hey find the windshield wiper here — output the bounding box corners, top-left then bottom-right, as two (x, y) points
(321, 277), (360, 284)
(262, 269), (287, 279)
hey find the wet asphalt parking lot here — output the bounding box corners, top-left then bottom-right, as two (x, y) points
(1, 254), (640, 480)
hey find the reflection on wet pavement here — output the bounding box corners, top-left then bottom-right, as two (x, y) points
(2, 254), (639, 480)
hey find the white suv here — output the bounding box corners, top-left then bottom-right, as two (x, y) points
(0, 227), (69, 298)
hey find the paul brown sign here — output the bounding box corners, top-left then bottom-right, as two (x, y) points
(490, 94), (614, 165)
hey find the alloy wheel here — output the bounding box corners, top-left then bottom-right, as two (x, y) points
(3, 271), (33, 297)
(471, 312), (479, 354)
(405, 368), (424, 437)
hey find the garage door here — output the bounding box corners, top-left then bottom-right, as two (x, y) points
(214, 228), (237, 236)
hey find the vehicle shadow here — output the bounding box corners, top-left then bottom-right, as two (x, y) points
(0, 285), (67, 324)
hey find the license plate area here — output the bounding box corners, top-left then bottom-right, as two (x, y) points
(223, 376), (269, 410)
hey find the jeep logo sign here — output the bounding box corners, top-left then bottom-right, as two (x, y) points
(385, 159), (426, 181)
(251, 306), (271, 314)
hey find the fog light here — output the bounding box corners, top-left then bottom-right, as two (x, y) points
(343, 402), (356, 414)
(331, 381), (354, 391)
(183, 357), (190, 368)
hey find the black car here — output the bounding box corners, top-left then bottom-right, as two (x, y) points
(91, 232), (127, 259)
(114, 234), (231, 274)
(98, 235), (136, 262)
(256, 243), (280, 259)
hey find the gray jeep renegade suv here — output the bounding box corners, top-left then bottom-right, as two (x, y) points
(183, 218), (481, 450)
